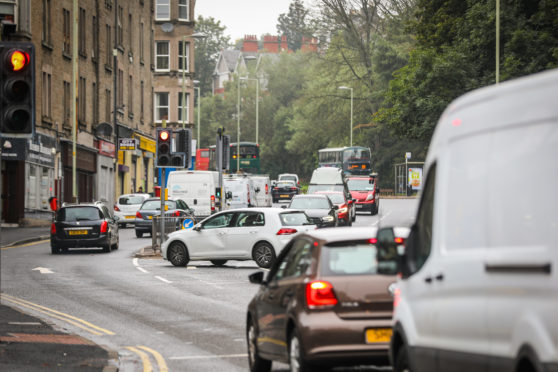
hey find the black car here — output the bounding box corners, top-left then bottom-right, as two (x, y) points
(287, 194), (338, 227)
(272, 181), (300, 203)
(50, 202), (120, 254)
(134, 197), (195, 238)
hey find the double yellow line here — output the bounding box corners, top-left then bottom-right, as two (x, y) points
(1, 294), (168, 371)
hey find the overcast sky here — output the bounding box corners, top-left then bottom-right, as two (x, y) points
(195, 0), (312, 42)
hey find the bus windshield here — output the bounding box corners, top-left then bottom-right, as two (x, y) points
(343, 148), (370, 162)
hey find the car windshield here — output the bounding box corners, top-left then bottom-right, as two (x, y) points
(119, 196), (145, 205)
(320, 243), (398, 276)
(276, 181), (295, 188)
(290, 197), (330, 209)
(320, 193), (344, 204)
(58, 207), (102, 222)
(279, 212), (312, 226)
(347, 178), (374, 191)
(140, 200), (176, 210)
(307, 184), (344, 193)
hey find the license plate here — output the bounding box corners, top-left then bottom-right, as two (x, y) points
(280, 194), (289, 198)
(125, 215), (135, 219)
(365, 328), (392, 343)
(68, 230), (88, 236)
(148, 216), (152, 219)
(356, 204), (363, 209)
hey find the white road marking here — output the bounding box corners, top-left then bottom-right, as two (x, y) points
(32, 267), (54, 274)
(133, 258), (150, 273)
(372, 211), (392, 226)
(9, 322), (42, 325)
(155, 276), (172, 284)
(169, 354), (247, 360)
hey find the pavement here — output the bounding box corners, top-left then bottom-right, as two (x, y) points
(0, 225), (120, 371)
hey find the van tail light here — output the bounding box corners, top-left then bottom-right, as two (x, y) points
(114, 205), (120, 211)
(276, 228), (297, 235)
(306, 281), (338, 309)
(100, 221), (108, 233)
(211, 195), (215, 211)
(393, 287), (401, 308)
(265, 184), (269, 194)
(395, 237), (404, 244)
(136, 211), (142, 218)
(247, 185), (250, 205)
(50, 223), (56, 234)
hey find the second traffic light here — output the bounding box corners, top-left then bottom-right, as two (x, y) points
(0, 41), (35, 138)
(174, 128), (191, 168)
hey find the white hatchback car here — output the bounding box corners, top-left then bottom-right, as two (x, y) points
(113, 193), (150, 227)
(161, 208), (317, 268)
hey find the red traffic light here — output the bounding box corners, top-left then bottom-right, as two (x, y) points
(159, 130), (170, 141)
(8, 50), (30, 72)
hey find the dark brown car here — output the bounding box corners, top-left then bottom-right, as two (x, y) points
(245, 227), (398, 372)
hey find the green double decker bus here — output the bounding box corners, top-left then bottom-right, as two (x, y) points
(209, 142), (260, 173)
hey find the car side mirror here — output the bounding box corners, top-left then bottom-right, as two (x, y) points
(249, 271), (265, 285)
(193, 225), (202, 232)
(281, 205), (287, 209)
(377, 226), (414, 279)
(226, 191), (233, 200)
(377, 187), (381, 193)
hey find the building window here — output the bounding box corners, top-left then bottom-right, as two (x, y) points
(155, 41), (169, 71)
(178, 92), (189, 123)
(155, 0), (170, 20)
(79, 8), (86, 56)
(128, 75), (133, 116)
(78, 77), (86, 123)
(178, 0), (189, 21)
(118, 69), (124, 108)
(178, 41), (189, 72)
(92, 82), (98, 124)
(92, 16), (98, 61)
(42, 0), (52, 45)
(154, 92), (169, 122)
(105, 25), (112, 67)
(105, 89), (111, 122)
(63, 9), (71, 55)
(42, 71), (51, 119)
(63, 81), (70, 126)
(117, 6), (123, 47)
(129, 14), (133, 53)
(140, 81), (144, 120)
(140, 22), (144, 63)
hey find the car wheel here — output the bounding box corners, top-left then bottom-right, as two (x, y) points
(112, 237), (119, 250)
(352, 210), (356, 222)
(394, 344), (411, 372)
(289, 328), (316, 372)
(135, 230), (143, 238)
(51, 244), (60, 254)
(253, 242), (276, 269)
(247, 317), (272, 372)
(168, 241), (189, 267)
(102, 240), (111, 253)
(210, 260), (227, 266)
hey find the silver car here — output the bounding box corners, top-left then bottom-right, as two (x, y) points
(113, 193), (150, 227)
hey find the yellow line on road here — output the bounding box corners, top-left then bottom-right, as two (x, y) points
(1, 239), (50, 250)
(126, 346), (153, 372)
(0, 293), (115, 335)
(138, 345), (169, 372)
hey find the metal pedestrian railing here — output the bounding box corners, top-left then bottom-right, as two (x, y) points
(151, 215), (196, 250)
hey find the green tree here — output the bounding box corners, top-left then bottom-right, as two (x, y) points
(277, 0), (315, 51)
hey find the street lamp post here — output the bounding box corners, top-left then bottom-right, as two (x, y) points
(239, 77), (259, 144)
(237, 75), (241, 173)
(193, 80), (201, 147)
(338, 86), (353, 147)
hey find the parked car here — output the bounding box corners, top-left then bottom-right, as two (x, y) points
(315, 191), (354, 226)
(382, 69), (558, 371)
(134, 197), (195, 238)
(347, 174), (380, 215)
(113, 193), (150, 227)
(50, 201), (120, 254)
(271, 180), (299, 203)
(161, 208), (317, 269)
(288, 194), (338, 228)
(246, 227), (399, 372)
(278, 173), (300, 187)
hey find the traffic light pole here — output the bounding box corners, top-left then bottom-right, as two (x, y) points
(217, 129), (223, 212)
(160, 167), (165, 250)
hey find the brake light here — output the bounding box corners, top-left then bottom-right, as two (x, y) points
(368, 238), (378, 244)
(136, 211), (142, 218)
(306, 281), (338, 309)
(395, 237), (404, 244)
(276, 228), (297, 235)
(393, 287), (401, 308)
(50, 223), (56, 234)
(172, 210), (180, 217)
(290, 187), (297, 191)
(211, 195), (215, 211)
(100, 221), (108, 233)
(247, 185), (250, 204)
(265, 184), (269, 194)
(114, 205), (120, 211)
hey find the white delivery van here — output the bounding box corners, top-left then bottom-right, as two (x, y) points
(384, 69), (558, 372)
(223, 175), (257, 210)
(278, 173), (299, 186)
(250, 175), (272, 207)
(167, 170), (218, 218)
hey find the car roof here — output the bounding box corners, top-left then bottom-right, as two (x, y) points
(218, 207), (302, 214)
(301, 226), (378, 243)
(119, 193), (150, 198)
(292, 194), (328, 199)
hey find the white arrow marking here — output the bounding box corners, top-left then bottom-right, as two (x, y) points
(32, 267), (54, 274)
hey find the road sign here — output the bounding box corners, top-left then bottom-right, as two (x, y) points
(119, 138), (138, 151)
(182, 218), (195, 230)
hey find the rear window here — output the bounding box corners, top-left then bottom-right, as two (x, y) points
(276, 181), (295, 188)
(118, 196), (145, 205)
(57, 207), (103, 222)
(321, 193), (344, 204)
(140, 200), (176, 210)
(290, 197), (330, 209)
(280, 175), (297, 182)
(279, 212), (311, 226)
(320, 242), (398, 276)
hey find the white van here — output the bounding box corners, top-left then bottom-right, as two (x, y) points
(167, 170), (219, 218)
(278, 173), (299, 186)
(384, 69), (558, 372)
(223, 175), (257, 210)
(250, 175), (272, 207)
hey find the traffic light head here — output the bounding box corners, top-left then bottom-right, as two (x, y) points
(156, 128), (172, 167)
(0, 42), (35, 138)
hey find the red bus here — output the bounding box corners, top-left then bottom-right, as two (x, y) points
(195, 148), (210, 170)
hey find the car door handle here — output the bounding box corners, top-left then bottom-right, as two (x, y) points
(424, 276), (432, 283)
(435, 273), (444, 281)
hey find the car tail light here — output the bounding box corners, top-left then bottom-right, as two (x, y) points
(265, 184), (269, 194)
(393, 287), (401, 308)
(100, 221), (108, 233)
(136, 211), (142, 218)
(290, 187), (297, 191)
(50, 223), (56, 234)
(306, 281), (338, 309)
(276, 228), (297, 235)
(172, 210), (180, 217)
(211, 195), (215, 211)
(368, 238), (378, 244)
(395, 237), (404, 244)
(114, 205), (120, 211)
(247, 185), (250, 205)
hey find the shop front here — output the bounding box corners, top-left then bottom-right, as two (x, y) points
(61, 141), (97, 204)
